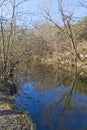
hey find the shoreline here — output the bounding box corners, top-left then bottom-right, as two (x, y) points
(0, 86), (36, 130)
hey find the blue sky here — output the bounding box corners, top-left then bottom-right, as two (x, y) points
(23, 0), (87, 24)
(0, 0), (87, 26)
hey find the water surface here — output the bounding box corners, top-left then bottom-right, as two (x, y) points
(15, 63), (87, 130)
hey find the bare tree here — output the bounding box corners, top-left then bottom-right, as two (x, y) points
(0, 0), (29, 80)
(80, 0), (87, 9)
(41, 0), (87, 67)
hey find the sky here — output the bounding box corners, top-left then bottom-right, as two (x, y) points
(0, 0), (87, 27)
(22, 0), (87, 25)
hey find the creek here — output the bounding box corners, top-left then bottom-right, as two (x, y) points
(15, 63), (87, 130)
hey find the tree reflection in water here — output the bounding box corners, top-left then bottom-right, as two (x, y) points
(16, 62), (87, 130)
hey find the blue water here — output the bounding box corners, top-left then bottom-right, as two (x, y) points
(16, 83), (87, 130)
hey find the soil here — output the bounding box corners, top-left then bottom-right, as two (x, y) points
(0, 86), (36, 130)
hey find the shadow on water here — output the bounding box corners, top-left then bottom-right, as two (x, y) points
(15, 62), (87, 130)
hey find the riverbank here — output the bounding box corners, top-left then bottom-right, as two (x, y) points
(0, 85), (36, 130)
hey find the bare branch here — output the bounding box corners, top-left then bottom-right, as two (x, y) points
(0, 0), (6, 7)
